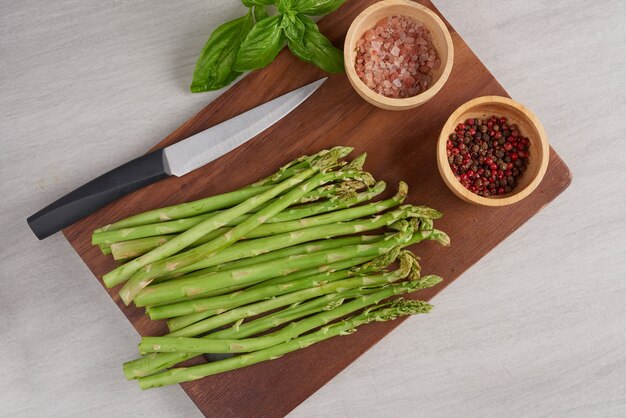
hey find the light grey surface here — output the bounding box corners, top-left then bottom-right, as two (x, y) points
(1, 0), (624, 417)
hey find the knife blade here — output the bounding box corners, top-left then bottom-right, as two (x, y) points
(27, 78), (327, 240)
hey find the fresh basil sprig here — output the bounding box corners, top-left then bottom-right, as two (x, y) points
(235, 15), (285, 71)
(253, 5), (270, 21)
(284, 13), (343, 73)
(190, 11), (254, 92)
(190, 0), (345, 93)
(292, 0), (345, 16)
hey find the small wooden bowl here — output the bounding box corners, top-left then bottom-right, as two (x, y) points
(436, 96), (550, 206)
(344, 0), (454, 110)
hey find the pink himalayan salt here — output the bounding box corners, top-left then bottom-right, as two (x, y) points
(354, 15), (441, 99)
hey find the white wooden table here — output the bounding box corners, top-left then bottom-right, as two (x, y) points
(1, 1), (624, 416)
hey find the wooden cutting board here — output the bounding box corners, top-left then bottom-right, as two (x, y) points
(63, 0), (572, 416)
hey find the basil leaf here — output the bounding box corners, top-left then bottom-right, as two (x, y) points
(286, 14), (343, 73)
(190, 13), (254, 92)
(292, 0), (344, 15)
(254, 5), (269, 22)
(281, 12), (307, 56)
(242, 0), (275, 6)
(235, 15), (285, 71)
(278, 0), (295, 13)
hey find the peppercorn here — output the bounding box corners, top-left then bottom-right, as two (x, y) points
(447, 115), (530, 198)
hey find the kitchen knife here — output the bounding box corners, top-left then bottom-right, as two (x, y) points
(27, 78), (327, 240)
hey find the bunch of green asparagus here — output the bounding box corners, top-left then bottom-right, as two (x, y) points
(92, 147), (449, 389)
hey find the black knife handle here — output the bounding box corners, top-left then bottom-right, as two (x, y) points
(27, 149), (169, 240)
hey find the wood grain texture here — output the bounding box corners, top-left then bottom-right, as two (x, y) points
(61, 1), (571, 416)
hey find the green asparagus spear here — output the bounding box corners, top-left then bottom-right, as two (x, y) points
(123, 288), (375, 380)
(93, 179), (380, 247)
(133, 225), (414, 307)
(120, 168), (372, 304)
(164, 254), (381, 332)
(104, 147), (351, 291)
(136, 298), (434, 389)
(111, 182), (385, 260)
(163, 247), (416, 338)
(146, 248), (413, 320)
(140, 275), (441, 355)
(96, 153), (323, 233)
(147, 196), (416, 284)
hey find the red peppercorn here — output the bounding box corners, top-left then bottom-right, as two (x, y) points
(448, 115), (529, 197)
